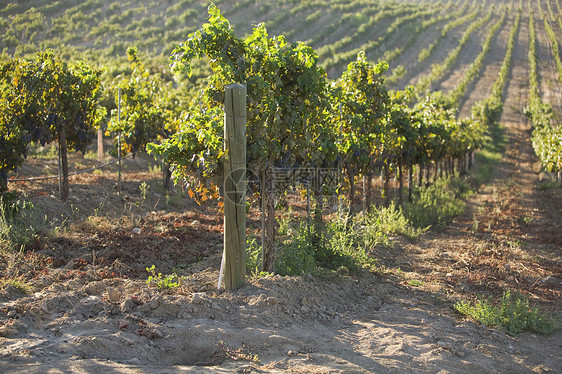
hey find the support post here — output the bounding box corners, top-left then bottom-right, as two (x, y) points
(222, 83), (247, 290)
(97, 128), (104, 163)
(57, 132), (63, 200)
(117, 88), (122, 195)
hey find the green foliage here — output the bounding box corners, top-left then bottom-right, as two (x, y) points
(107, 47), (170, 156)
(318, 211), (374, 272)
(275, 210), (378, 276)
(275, 221), (317, 276)
(404, 177), (472, 228)
(362, 203), (421, 248)
(334, 51), (389, 182)
(150, 5), (331, 207)
(145, 265), (180, 290)
(525, 9), (562, 174)
(245, 235), (262, 275)
(455, 291), (556, 336)
(175, 5), (328, 167)
(0, 193), (45, 252)
(410, 93), (484, 170)
(0, 50), (103, 195)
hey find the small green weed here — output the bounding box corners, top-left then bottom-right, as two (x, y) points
(362, 203), (421, 249)
(0, 193), (46, 252)
(140, 182), (150, 200)
(93, 194), (108, 217)
(404, 177), (472, 228)
(83, 149), (99, 160)
(27, 143), (58, 159)
(0, 276), (31, 294)
(455, 291), (556, 336)
(408, 279), (424, 287)
(522, 216), (534, 224)
(275, 209), (378, 276)
(276, 208), (293, 236)
(148, 164), (162, 174)
(472, 214), (479, 232)
(246, 235), (262, 274)
(146, 265), (180, 290)
(319, 209), (377, 272)
(275, 221), (316, 276)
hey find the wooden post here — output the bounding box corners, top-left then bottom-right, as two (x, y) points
(97, 128), (104, 162)
(117, 88), (122, 195)
(222, 83), (247, 290)
(362, 175), (366, 212)
(57, 132), (63, 200)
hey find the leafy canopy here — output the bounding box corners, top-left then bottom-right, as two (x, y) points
(150, 5), (329, 195)
(0, 50), (103, 192)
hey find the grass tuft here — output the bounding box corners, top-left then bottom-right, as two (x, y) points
(403, 177), (473, 228)
(0, 193), (47, 253)
(362, 202), (422, 248)
(0, 276), (31, 294)
(455, 290), (557, 336)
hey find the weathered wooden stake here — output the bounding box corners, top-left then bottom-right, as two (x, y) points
(97, 128), (104, 163)
(117, 88), (122, 196)
(222, 83), (247, 290)
(57, 132), (63, 200)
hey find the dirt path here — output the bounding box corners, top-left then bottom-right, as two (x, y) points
(396, 5), (562, 318)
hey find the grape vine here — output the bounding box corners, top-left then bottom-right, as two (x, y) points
(0, 50), (103, 199)
(415, 6), (494, 95)
(526, 5), (562, 175)
(448, 7), (507, 105)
